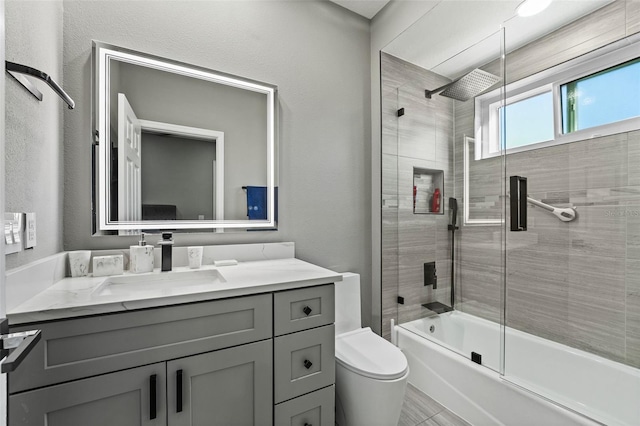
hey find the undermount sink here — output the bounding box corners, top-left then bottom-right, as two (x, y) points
(94, 269), (226, 297)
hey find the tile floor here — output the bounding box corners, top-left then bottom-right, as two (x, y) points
(398, 383), (471, 426)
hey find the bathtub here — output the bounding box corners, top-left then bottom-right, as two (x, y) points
(396, 311), (640, 426)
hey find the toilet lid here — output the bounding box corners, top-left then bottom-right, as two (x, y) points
(335, 327), (409, 380)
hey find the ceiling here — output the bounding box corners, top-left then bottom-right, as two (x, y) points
(329, 0), (390, 19)
(382, 0), (613, 78)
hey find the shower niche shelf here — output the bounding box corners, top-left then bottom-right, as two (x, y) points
(413, 167), (444, 215)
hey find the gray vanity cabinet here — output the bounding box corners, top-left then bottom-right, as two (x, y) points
(8, 294), (273, 426)
(273, 285), (336, 426)
(8, 284), (336, 426)
(167, 340), (273, 426)
(10, 362), (167, 426)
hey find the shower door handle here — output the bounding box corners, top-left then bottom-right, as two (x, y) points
(510, 176), (527, 232)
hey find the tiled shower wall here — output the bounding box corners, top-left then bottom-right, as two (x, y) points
(381, 52), (454, 339)
(453, 0), (640, 367)
(382, 0), (640, 367)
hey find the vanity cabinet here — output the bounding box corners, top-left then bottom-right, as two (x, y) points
(10, 362), (167, 426)
(167, 340), (272, 426)
(9, 293), (273, 394)
(8, 283), (336, 426)
(273, 285), (336, 426)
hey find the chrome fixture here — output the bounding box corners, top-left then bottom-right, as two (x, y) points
(527, 196), (577, 222)
(0, 319), (41, 373)
(6, 61), (75, 109)
(425, 68), (500, 102)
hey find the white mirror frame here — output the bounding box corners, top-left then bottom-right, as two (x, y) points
(463, 135), (502, 226)
(93, 41), (277, 231)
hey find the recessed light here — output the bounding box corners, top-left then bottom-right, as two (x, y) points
(516, 0), (552, 17)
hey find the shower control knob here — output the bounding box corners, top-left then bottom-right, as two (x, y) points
(303, 306), (312, 316)
(303, 359), (313, 369)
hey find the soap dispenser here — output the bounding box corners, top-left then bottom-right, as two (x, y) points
(129, 233), (155, 273)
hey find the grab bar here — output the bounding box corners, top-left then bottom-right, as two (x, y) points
(6, 61), (75, 109)
(527, 196), (577, 222)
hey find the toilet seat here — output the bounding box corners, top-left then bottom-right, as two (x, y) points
(335, 327), (409, 380)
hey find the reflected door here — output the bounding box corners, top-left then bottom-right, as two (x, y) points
(117, 93), (142, 234)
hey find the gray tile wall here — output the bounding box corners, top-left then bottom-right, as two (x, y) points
(382, 0), (640, 367)
(381, 52), (454, 339)
(453, 0), (640, 367)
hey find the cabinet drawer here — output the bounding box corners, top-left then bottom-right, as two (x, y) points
(274, 284), (334, 336)
(10, 293), (272, 394)
(274, 324), (335, 403)
(274, 385), (334, 426)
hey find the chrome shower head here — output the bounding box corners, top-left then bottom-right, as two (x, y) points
(425, 68), (500, 102)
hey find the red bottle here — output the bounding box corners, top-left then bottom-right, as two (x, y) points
(432, 188), (441, 213)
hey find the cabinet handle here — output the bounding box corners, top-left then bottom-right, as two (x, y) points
(150, 374), (157, 420)
(303, 359), (313, 369)
(304, 424), (312, 426)
(177, 369), (183, 413)
(303, 306), (312, 316)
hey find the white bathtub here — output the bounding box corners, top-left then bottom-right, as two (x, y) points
(397, 311), (640, 426)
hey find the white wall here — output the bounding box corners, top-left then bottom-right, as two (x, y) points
(5, 0), (64, 270)
(62, 1), (373, 324)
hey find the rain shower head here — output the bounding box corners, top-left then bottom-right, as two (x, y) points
(425, 68), (500, 102)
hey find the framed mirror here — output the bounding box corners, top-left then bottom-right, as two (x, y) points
(92, 41), (277, 233)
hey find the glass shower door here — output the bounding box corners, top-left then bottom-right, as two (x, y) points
(386, 29), (507, 372)
(501, 32), (640, 426)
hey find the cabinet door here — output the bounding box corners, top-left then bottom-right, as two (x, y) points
(9, 363), (166, 426)
(168, 339), (273, 426)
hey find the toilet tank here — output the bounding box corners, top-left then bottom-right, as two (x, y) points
(335, 272), (362, 335)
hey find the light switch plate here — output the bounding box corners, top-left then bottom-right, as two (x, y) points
(25, 212), (36, 249)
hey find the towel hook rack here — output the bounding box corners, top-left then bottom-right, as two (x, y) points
(6, 61), (75, 109)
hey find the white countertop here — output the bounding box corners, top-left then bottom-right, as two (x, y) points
(8, 258), (342, 325)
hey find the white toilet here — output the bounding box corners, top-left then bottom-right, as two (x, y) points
(335, 272), (409, 426)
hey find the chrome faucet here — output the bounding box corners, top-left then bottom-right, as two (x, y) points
(158, 232), (174, 271)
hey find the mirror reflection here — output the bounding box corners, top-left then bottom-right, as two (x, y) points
(93, 41), (277, 233)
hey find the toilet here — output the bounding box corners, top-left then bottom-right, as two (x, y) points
(335, 272), (409, 426)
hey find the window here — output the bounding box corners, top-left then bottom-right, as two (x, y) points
(500, 91), (554, 150)
(475, 35), (640, 159)
(561, 58), (640, 134)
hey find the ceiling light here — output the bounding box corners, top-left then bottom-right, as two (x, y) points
(516, 0), (552, 17)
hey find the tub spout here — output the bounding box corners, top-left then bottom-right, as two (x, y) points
(422, 301), (452, 314)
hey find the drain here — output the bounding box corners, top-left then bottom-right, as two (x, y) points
(429, 325), (435, 333)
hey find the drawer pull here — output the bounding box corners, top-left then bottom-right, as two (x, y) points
(304, 424), (312, 426)
(303, 359), (313, 369)
(303, 306), (312, 316)
(177, 369), (183, 413)
(150, 374), (157, 420)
